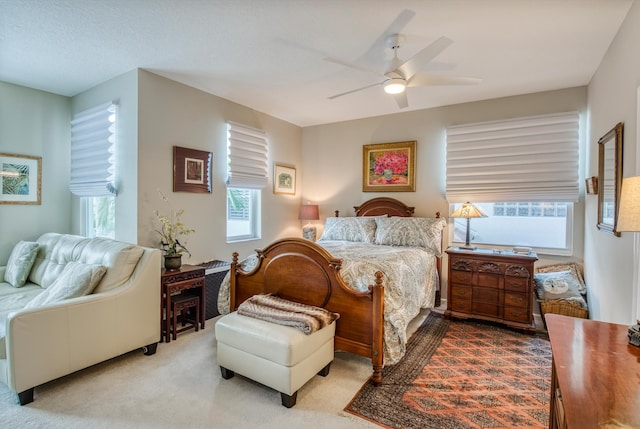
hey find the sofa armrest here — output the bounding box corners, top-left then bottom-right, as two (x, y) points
(3, 248), (161, 395)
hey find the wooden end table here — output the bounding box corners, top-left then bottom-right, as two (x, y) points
(161, 264), (206, 342)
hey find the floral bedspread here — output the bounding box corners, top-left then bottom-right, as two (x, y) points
(217, 240), (439, 365)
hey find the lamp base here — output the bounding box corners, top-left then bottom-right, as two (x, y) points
(458, 245), (477, 251)
(302, 225), (317, 241)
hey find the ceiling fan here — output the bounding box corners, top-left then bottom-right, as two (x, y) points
(326, 33), (481, 109)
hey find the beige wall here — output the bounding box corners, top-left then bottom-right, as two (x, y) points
(303, 87), (588, 300)
(0, 82), (72, 263)
(585, 1), (640, 324)
(137, 70), (303, 263)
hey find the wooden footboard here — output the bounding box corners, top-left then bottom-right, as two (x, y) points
(229, 238), (385, 385)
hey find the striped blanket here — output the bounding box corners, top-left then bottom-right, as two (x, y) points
(237, 294), (339, 334)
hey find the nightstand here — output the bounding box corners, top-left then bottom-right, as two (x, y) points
(445, 247), (538, 333)
(161, 265), (206, 342)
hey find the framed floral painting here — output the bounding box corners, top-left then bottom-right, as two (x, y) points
(362, 141), (416, 192)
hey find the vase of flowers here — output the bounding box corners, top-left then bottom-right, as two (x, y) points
(154, 191), (195, 270)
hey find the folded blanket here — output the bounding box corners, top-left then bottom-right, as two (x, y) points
(237, 294), (339, 334)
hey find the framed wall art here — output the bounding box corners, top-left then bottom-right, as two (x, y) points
(363, 141), (416, 192)
(173, 146), (212, 193)
(0, 152), (41, 205)
(273, 164), (296, 195)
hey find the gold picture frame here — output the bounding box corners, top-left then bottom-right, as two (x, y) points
(597, 122), (623, 236)
(363, 141), (416, 192)
(273, 164), (296, 195)
(0, 152), (42, 205)
(173, 146), (212, 193)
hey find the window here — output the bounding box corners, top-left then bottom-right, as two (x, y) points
(227, 188), (260, 241)
(226, 122), (268, 242)
(451, 202), (572, 253)
(84, 196), (115, 238)
(70, 101), (117, 237)
(446, 112), (579, 255)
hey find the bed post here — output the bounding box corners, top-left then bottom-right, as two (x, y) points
(371, 271), (384, 386)
(434, 211), (442, 308)
(230, 252), (239, 311)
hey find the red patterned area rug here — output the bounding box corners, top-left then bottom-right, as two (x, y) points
(345, 312), (552, 429)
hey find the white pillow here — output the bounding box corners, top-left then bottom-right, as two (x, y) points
(319, 217), (377, 243)
(374, 217), (447, 254)
(4, 241), (39, 288)
(25, 261), (107, 308)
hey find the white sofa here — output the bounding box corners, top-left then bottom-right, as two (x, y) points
(0, 233), (161, 405)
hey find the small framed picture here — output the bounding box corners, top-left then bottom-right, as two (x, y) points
(0, 152), (42, 205)
(173, 146), (212, 193)
(273, 164), (296, 195)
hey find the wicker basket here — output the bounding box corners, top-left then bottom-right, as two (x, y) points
(539, 298), (589, 320)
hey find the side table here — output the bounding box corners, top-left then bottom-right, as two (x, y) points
(161, 264), (206, 342)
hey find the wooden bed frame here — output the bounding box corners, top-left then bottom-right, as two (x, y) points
(228, 197), (442, 385)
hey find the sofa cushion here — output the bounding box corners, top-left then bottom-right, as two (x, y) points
(28, 233), (88, 288)
(4, 241), (39, 288)
(0, 284), (45, 359)
(78, 238), (144, 293)
(24, 262), (107, 309)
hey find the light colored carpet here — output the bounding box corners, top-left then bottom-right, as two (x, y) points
(0, 311), (432, 429)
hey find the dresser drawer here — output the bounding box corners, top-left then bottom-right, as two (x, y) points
(450, 270), (472, 284)
(452, 299), (472, 313)
(504, 292), (528, 308)
(504, 305), (530, 323)
(473, 286), (499, 304)
(477, 273), (500, 288)
(451, 285), (472, 300)
(504, 276), (529, 292)
(472, 302), (499, 317)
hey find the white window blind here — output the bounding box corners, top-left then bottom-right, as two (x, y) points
(70, 102), (117, 196)
(446, 111), (579, 203)
(227, 121), (269, 189)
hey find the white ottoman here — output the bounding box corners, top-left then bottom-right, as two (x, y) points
(215, 312), (335, 407)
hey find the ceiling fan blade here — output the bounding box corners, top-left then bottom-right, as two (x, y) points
(328, 82), (381, 99)
(393, 92), (409, 109)
(395, 36), (453, 80)
(408, 73), (482, 87)
(359, 9), (416, 64)
(324, 57), (385, 78)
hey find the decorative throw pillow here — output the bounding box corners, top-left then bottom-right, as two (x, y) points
(319, 217), (377, 243)
(374, 217), (447, 254)
(536, 262), (586, 295)
(533, 270), (588, 308)
(3, 241), (39, 288)
(25, 261), (107, 309)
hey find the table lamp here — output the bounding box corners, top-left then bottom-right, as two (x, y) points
(615, 176), (640, 344)
(299, 203), (319, 241)
(450, 202), (487, 250)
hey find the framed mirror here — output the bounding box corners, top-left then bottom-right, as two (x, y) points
(597, 122), (623, 236)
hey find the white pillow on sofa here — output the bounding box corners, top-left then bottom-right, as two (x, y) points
(4, 241), (39, 288)
(25, 261), (107, 309)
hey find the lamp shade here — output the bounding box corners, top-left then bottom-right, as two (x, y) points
(617, 176), (640, 232)
(450, 202), (488, 219)
(298, 204), (319, 221)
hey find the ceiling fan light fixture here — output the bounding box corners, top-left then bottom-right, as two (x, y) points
(383, 78), (406, 94)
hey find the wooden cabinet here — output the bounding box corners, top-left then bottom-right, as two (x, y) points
(547, 314), (640, 429)
(445, 247), (538, 332)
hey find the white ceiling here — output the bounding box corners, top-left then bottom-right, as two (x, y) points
(0, 0), (633, 127)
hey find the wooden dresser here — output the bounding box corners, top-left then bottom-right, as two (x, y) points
(445, 247), (538, 333)
(547, 314), (640, 429)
